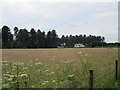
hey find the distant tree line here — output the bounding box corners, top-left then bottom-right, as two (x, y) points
(1, 25), (107, 48)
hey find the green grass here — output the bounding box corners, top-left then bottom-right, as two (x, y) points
(2, 59), (118, 88)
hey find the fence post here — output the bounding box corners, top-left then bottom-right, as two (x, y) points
(118, 60), (120, 85)
(115, 60), (118, 80)
(89, 69), (93, 89)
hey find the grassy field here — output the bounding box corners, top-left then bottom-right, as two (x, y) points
(2, 48), (119, 88)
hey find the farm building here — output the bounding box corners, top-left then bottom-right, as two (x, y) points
(57, 46), (64, 48)
(57, 43), (66, 48)
(74, 43), (85, 48)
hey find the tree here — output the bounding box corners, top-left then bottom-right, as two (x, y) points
(68, 35), (74, 48)
(51, 30), (58, 48)
(2, 26), (13, 48)
(36, 29), (42, 48)
(36, 30), (46, 48)
(29, 28), (36, 48)
(61, 35), (65, 44)
(8, 32), (13, 48)
(17, 29), (29, 48)
(45, 31), (52, 48)
(41, 31), (46, 48)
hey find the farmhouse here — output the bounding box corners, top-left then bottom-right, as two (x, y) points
(74, 43), (85, 48)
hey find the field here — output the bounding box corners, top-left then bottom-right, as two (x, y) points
(2, 48), (119, 88)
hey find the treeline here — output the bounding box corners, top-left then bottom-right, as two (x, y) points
(103, 42), (120, 47)
(1, 25), (105, 48)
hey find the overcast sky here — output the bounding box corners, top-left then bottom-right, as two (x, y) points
(0, 1), (118, 43)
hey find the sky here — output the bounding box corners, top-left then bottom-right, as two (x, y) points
(0, 0), (118, 43)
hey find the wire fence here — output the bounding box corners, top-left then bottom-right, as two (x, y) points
(58, 60), (119, 88)
(86, 60), (119, 88)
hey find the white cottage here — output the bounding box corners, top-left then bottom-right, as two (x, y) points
(74, 43), (85, 48)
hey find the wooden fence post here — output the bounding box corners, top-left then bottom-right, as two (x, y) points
(115, 60), (118, 80)
(118, 60), (120, 85)
(89, 69), (93, 89)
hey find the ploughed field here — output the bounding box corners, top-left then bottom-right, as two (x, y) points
(2, 48), (119, 88)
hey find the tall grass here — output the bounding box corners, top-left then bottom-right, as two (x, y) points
(2, 52), (118, 88)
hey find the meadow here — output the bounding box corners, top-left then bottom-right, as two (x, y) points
(2, 48), (119, 88)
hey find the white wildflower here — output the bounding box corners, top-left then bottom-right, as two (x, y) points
(20, 74), (28, 78)
(52, 80), (56, 83)
(46, 74), (49, 76)
(31, 86), (35, 88)
(3, 74), (7, 77)
(10, 75), (15, 78)
(77, 52), (82, 54)
(2, 61), (8, 63)
(4, 63), (9, 66)
(35, 62), (42, 65)
(83, 59), (86, 62)
(68, 74), (74, 78)
(64, 61), (70, 64)
(23, 67), (28, 70)
(45, 70), (49, 72)
(85, 54), (88, 56)
(51, 72), (54, 74)
(30, 61), (33, 63)
(35, 59), (39, 61)
(42, 83), (46, 85)
(30, 64), (33, 67)
(44, 81), (49, 83)
(12, 68), (16, 71)
(7, 78), (12, 81)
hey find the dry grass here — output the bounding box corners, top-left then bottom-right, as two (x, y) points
(2, 48), (118, 65)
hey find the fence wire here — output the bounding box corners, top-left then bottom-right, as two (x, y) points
(93, 68), (116, 88)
